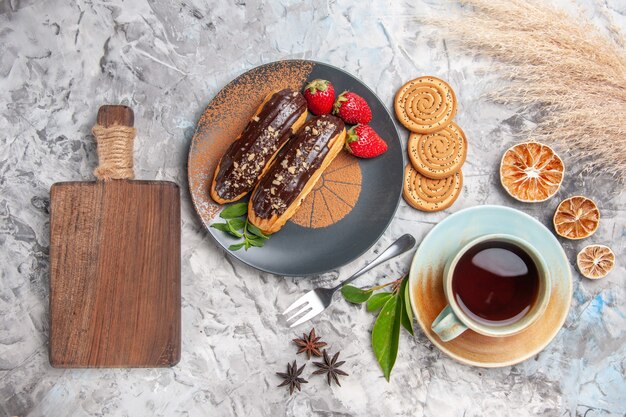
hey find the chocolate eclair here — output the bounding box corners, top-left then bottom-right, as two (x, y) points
(248, 114), (347, 234)
(210, 89), (308, 204)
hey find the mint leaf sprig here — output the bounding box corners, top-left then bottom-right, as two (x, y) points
(340, 275), (414, 381)
(211, 202), (269, 251)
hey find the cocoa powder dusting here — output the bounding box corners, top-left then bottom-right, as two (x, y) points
(290, 152), (362, 228)
(188, 60), (362, 230)
(188, 61), (314, 222)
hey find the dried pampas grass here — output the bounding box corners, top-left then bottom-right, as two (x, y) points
(430, 0), (626, 182)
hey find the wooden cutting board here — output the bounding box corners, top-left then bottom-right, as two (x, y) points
(49, 105), (181, 368)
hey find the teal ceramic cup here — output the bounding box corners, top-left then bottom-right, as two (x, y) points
(432, 234), (551, 342)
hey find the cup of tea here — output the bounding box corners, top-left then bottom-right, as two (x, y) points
(431, 234), (551, 342)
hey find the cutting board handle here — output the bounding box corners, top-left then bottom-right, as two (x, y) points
(92, 105), (136, 180)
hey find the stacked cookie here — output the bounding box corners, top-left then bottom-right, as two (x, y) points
(394, 76), (467, 212)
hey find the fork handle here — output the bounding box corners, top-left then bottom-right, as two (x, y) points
(332, 234), (417, 291)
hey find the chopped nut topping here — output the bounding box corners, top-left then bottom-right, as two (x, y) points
(248, 153), (255, 161)
(233, 162), (239, 168)
(288, 166), (296, 174)
(277, 175), (283, 181)
(270, 187), (276, 195)
(272, 179), (281, 186)
(312, 128), (319, 135)
(281, 159), (289, 168)
(268, 126), (275, 133)
(296, 149), (302, 157)
(252, 115), (260, 122)
(305, 126), (310, 132)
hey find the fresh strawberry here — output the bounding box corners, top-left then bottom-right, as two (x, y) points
(345, 125), (388, 158)
(333, 91), (372, 124)
(303, 79), (335, 115)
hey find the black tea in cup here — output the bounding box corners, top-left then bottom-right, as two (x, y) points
(451, 241), (539, 327)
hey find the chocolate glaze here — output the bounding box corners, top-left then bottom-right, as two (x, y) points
(251, 114), (345, 219)
(213, 89), (307, 201)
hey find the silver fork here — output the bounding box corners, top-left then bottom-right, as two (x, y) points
(282, 234), (417, 328)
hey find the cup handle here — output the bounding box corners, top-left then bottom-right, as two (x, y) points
(431, 305), (467, 342)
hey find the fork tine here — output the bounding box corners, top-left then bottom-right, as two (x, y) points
(282, 297), (309, 316)
(285, 305), (312, 323)
(282, 296), (309, 316)
(288, 307), (322, 328)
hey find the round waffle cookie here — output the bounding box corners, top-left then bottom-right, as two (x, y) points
(408, 122), (467, 179)
(394, 76), (457, 134)
(403, 165), (463, 212)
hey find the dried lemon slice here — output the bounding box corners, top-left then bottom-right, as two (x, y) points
(553, 196), (600, 240)
(577, 244), (615, 279)
(500, 141), (564, 202)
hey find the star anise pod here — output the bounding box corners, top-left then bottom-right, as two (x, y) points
(276, 360), (308, 395)
(293, 328), (327, 359)
(312, 349), (349, 386)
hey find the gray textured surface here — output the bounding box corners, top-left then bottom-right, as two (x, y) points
(1, 0), (625, 416)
